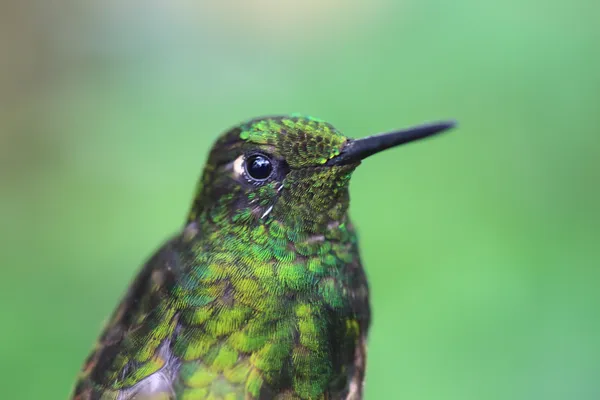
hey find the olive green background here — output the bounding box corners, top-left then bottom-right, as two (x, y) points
(1, 1), (598, 399)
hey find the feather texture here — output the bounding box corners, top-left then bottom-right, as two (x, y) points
(72, 115), (371, 400)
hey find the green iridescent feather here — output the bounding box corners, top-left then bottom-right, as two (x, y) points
(72, 115), (371, 400)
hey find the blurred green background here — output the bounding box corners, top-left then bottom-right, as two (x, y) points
(1, 1), (599, 399)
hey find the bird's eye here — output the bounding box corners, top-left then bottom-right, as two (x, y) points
(245, 154), (273, 181)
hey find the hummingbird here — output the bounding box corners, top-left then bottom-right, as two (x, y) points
(72, 115), (454, 400)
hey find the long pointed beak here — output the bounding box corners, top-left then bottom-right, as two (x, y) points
(326, 120), (456, 166)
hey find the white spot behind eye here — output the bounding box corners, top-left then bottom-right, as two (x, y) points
(233, 155), (245, 178)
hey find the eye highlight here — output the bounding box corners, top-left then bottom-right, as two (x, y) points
(245, 154), (273, 181)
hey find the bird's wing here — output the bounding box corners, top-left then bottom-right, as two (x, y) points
(72, 236), (185, 399)
(71, 228), (250, 400)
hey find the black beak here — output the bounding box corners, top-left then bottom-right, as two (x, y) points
(326, 120), (456, 166)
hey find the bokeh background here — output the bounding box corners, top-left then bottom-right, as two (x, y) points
(1, 1), (599, 399)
